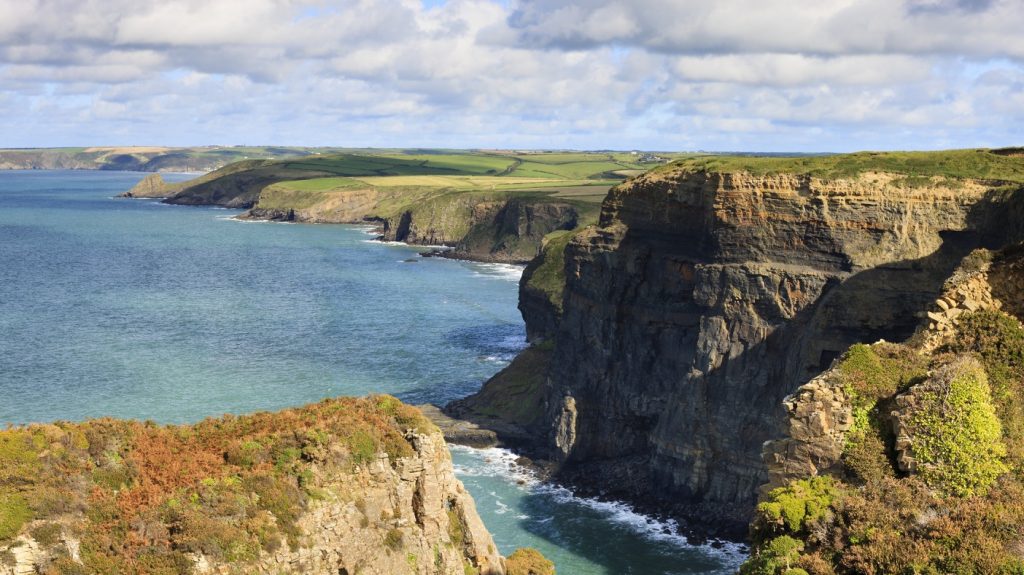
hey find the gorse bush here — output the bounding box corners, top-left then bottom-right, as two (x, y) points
(948, 310), (1024, 466)
(753, 477), (841, 543)
(901, 358), (1007, 497)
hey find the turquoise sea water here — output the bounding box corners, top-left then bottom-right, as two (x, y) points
(0, 170), (743, 574)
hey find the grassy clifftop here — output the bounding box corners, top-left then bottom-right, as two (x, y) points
(159, 149), (664, 210)
(656, 148), (1024, 182)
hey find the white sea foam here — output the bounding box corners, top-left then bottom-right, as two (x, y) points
(215, 215), (293, 224)
(362, 239), (413, 246)
(469, 262), (525, 282)
(449, 445), (748, 567)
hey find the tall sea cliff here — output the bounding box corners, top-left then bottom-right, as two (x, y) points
(456, 149), (1024, 536)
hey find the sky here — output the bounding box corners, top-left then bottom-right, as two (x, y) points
(1, 0), (1023, 152)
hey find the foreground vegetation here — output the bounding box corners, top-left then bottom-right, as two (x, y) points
(743, 298), (1024, 573)
(0, 396), (440, 573)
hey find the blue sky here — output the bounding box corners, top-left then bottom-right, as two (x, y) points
(0, 0), (1022, 152)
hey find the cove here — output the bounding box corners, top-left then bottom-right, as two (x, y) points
(0, 170), (742, 574)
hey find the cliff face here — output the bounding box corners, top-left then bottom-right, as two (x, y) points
(0, 397), (513, 575)
(374, 197), (579, 263)
(525, 163), (1024, 535)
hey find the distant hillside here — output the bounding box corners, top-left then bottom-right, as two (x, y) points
(0, 146), (353, 173)
(119, 150), (677, 263)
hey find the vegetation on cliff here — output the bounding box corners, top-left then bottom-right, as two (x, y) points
(520, 230), (577, 314)
(743, 305), (1024, 574)
(660, 148), (1024, 183)
(504, 548), (555, 575)
(0, 395), (541, 574)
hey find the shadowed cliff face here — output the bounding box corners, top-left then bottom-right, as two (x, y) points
(531, 167), (1024, 536)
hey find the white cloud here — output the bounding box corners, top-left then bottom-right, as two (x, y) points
(0, 0), (1020, 150)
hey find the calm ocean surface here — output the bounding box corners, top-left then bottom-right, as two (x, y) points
(0, 170), (743, 574)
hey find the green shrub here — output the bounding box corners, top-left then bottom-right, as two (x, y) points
(447, 507), (466, 548)
(903, 358), (1007, 497)
(948, 310), (1024, 466)
(837, 343), (927, 409)
(754, 477), (840, 542)
(741, 536), (805, 575)
(0, 492), (32, 541)
(836, 343), (927, 484)
(347, 429), (378, 465)
(29, 522), (62, 546)
(505, 547), (555, 575)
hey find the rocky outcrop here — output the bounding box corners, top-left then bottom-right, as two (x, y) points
(761, 369), (854, 492)
(119, 173), (170, 198)
(508, 160), (1024, 536)
(443, 345), (553, 451)
(764, 243), (1024, 490)
(0, 397), (518, 575)
(193, 432), (504, 575)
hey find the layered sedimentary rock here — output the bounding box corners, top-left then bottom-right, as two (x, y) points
(520, 160), (1024, 535)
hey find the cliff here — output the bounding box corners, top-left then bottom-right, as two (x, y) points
(742, 244), (1024, 573)
(0, 396), (544, 575)
(242, 186), (584, 263)
(128, 160), (599, 263)
(458, 149), (1024, 537)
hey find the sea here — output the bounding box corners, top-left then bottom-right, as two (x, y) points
(0, 170), (745, 574)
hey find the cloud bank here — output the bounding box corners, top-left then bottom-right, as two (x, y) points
(0, 0), (1021, 151)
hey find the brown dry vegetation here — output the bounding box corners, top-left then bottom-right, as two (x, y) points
(0, 395), (434, 574)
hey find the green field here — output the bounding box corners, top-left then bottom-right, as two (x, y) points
(234, 149), (664, 215)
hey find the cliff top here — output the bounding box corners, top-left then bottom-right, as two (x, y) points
(658, 148), (1024, 183)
